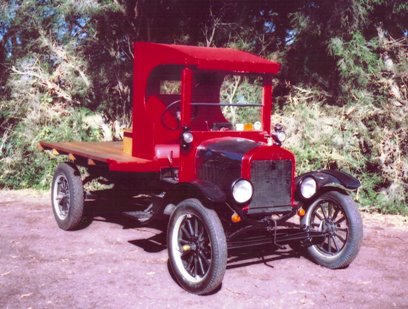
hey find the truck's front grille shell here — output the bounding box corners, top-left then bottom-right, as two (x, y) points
(249, 160), (292, 213)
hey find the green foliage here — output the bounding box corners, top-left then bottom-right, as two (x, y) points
(220, 75), (263, 125)
(329, 32), (380, 88)
(0, 107), (102, 189)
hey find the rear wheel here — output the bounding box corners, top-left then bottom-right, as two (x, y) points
(167, 198), (227, 295)
(302, 191), (363, 269)
(51, 163), (84, 231)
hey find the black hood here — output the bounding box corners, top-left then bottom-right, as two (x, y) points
(197, 137), (259, 162)
(196, 137), (259, 191)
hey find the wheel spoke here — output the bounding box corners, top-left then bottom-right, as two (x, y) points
(331, 235), (339, 252)
(179, 239), (189, 245)
(194, 217), (199, 238)
(197, 254), (206, 276)
(314, 212), (324, 221)
(320, 205), (328, 220)
(193, 256), (198, 277)
(199, 251), (211, 267)
(331, 207), (340, 221)
(327, 236), (332, 254)
(186, 255), (194, 272)
(181, 225), (191, 240)
(337, 227), (348, 232)
(334, 232), (347, 244)
(328, 204), (333, 218)
(197, 224), (205, 242)
(187, 219), (194, 236)
(335, 215), (346, 225)
(201, 246), (211, 257)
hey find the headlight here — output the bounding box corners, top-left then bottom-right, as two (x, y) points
(272, 123), (286, 145)
(232, 179), (253, 204)
(182, 131), (194, 144)
(300, 177), (317, 199)
(275, 131), (286, 143)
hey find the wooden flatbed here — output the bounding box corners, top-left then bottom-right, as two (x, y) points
(39, 141), (161, 172)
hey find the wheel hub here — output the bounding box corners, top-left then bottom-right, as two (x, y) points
(182, 239), (204, 253)
(323, 219), (338, 235)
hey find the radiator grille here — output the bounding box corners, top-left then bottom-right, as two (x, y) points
(249, 160), (292, 211)
(198, 160), (241, 190)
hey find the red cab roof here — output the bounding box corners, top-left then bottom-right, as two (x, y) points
(134, 42), (281, 74)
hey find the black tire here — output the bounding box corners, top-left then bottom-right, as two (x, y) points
(167, 198), (227, 295)
(301, 191), (363, 269)
(51, 163), (84, 231)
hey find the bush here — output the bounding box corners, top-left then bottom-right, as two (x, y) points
(0, 106), (103, 189)
(275, 83), (407, 215)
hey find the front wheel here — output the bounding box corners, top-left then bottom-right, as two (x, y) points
(167, 198), (227, 295)
(301, 191), (363, 269)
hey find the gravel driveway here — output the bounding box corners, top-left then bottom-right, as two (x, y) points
(1, 190), (407, 308)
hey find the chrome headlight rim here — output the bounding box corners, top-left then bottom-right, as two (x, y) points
(299, 176), (317, 199)
(231, 178), (254, 204)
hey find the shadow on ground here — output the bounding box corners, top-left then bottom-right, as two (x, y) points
(82, 188), (304, 269)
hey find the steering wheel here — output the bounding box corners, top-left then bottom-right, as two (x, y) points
(161, 100), (181, 130)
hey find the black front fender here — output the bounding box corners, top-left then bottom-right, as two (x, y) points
(295, 170), (360, 202)
(172, 180), (226, 204)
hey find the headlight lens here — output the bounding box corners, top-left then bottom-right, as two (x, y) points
(182, 131), (194, 144)
(232, 179), (253, 204)
(300, 177), (317, 199)
(275, 131), (286, 143)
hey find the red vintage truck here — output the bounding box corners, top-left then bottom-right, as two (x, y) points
(40, 42), (363, 295)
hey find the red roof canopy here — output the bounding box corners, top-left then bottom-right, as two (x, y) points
(134, 42), (281, 74)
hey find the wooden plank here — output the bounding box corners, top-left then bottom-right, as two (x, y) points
(39, 141), (150, 164)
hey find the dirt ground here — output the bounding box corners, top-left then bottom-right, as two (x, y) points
(1, 190), (408, 309)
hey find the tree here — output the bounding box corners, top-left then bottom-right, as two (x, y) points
(0, 0), (407, 213)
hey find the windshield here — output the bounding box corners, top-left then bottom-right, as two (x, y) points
(190, 71), (264, 131)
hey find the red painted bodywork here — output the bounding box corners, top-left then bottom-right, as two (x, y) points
(130, 42), (283, 175)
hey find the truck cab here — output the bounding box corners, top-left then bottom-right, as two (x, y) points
(128, 43), (294, 214)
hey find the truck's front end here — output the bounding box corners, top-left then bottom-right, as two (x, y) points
(196, 137), (295, 216)
(176, 68), (297, 222)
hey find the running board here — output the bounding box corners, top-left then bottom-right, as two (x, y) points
(123, 211), (152, 221)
